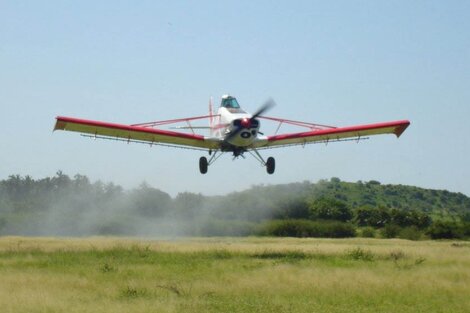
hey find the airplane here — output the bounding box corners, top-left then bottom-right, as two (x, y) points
(54, 95), (410, 174)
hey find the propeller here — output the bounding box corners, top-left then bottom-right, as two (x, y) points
(251, 98), (276, 120)
(225, 98), (276, 142)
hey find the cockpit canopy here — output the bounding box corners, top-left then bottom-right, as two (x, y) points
(221, 95), (246, 113)
(221, 96), (240, 109)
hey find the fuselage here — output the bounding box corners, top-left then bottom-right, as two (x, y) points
(214, 95), (261, 150)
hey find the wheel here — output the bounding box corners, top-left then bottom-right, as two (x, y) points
(266, 157), (275, 174)
(199, 156), (208, 174)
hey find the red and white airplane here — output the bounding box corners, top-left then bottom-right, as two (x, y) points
(54, 95), (410, 174)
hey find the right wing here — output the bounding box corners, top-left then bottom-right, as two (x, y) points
(54, 116), (221, 150)
(253, 120), (410, 149)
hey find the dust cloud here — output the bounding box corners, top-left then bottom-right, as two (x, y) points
(0, 173), (313, 237)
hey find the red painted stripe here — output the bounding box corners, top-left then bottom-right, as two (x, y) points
(55, 116), (205, 141)
(267, 120), (410, 141)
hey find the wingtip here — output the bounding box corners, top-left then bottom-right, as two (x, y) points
(394, 120), (411, 138)
(53, 116), (66, 131)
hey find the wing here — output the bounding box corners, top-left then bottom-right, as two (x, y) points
(253, 120), (410, 149)
(54, 116), (220, 150)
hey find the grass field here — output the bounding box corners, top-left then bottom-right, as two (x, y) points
(0, 237), (469, 313)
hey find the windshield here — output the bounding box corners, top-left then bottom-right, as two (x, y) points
(222, 97), (240, 109)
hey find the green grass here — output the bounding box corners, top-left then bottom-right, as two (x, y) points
(0, 237), (469, 312)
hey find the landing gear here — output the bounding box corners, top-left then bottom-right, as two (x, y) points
(248, 149), (276, 174)
(199, 156), (208, 174)
(199, 149), (275, 174)
(266, 157), (275, 174)
(199, 151), (223, 174)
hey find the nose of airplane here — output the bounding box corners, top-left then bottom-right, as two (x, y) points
(241, 118), (251, 128)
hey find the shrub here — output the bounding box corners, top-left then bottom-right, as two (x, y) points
(381, 224), (401, 238)
(427, 221), (463, 239)
(323, 221), (357, 238)
(360, 227), (376, 238)
(261, 219), (356, 238)
(388, 250), (406, 261)
(399, 226), (423, 241)
(347, 247), (375, 261)
(461, 222), (470, 238)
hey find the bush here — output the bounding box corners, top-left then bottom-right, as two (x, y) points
(462, 222), (470, 238)
(427, 221), (463, 239)
(347, 247), (375, 261)
(381, 224), (401, 238)
(322, 221), (357, 238)
(399, 226), (423, 241)
(261, 219), (356, 238)
(360, 227), (376, 238)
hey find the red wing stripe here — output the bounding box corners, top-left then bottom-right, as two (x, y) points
(55, 116), (205, 140)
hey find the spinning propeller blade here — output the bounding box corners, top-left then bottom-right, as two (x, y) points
(251, 98), (275, 120)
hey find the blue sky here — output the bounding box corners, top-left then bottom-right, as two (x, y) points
(1, 1), (469, 196)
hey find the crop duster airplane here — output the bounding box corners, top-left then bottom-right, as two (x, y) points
(54, 95), (410, 174)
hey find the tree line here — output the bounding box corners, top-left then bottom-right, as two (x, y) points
(0, 173), (469, 239)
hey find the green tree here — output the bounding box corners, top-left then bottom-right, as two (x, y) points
(173, 192), (204, 219)
(273, 198), (310, 220)
(308, 197), (352, 222)
(355, 206), (390, 227)
(131, 183), (172, 217)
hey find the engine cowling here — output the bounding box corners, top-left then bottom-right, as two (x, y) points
(226, 118), (260, 146)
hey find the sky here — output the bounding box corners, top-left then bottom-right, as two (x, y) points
(1, 1), (470, 196)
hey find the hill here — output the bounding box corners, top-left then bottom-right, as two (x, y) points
(0, 173), (469, 239)
(206, 178), (470, 221)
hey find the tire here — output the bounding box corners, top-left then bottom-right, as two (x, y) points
(266, 157), (275, 174)
(199, 156), (208, 174)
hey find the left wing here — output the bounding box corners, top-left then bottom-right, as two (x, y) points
(253, 120), (410, 149)
(54, 116), (221, 150)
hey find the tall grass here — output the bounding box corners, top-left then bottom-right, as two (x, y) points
(0, 237), (469, 313)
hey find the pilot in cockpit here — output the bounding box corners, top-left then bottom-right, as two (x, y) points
(221, 97), (240, 109)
